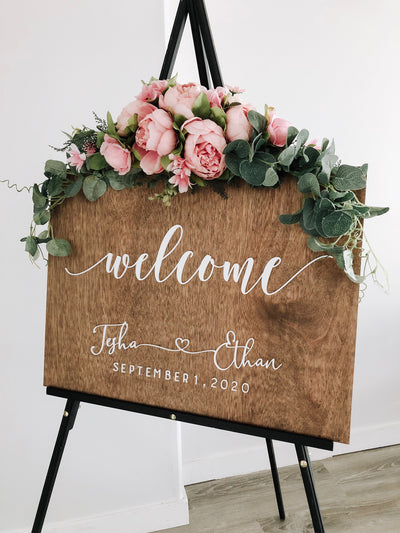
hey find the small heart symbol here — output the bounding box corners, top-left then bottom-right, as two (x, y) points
(175, 337), (190, 351)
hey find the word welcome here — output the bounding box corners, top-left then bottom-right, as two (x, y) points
(66, 224), (329, 295)
(91, 322), (283, 373)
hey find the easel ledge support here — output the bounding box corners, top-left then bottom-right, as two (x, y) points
(46, 387), (334, 450)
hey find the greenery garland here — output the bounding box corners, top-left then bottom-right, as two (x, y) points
(19, 77), (388, 291)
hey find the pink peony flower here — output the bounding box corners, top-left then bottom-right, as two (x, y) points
(116, 100), (156, 136)
(135, 108), (177, 156)
(183, 117), (226, 180)
(159, 82), (202, 119)
(133, 108), (177, 176)
(136, 79), (168, 102)
(67, 144), (86, 171)
(167, 155), (192, 193)
(268, 115), (291, 147)
(205, 86), (228, 109)
(100, 134), (131, 175)
(225, 103), (255, 142)
(133, 144), (164, 175)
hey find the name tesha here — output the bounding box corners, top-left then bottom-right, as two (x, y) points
(66, 224), (329, 295)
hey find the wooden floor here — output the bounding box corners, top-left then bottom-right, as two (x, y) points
(156, 445), (400, 533)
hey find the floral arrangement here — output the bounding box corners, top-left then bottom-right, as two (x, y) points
(21, 76), (388, 289)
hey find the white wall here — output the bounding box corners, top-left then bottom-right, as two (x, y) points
(0, 2), (188, 532)
(163, 0), (400, 484)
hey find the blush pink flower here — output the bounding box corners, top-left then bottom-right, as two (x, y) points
(159, 82), (202, 119)
(100, 134), (131, 175)
(225, 103), (255, 142)
(205, 86), (228, 108)
(85, 144), (97, 155)
(183, 117), (226, 180)
(116, 100), (156, 136)
(136, 79), (168, 102)
(67, 144), (86, 171)
(268, 114), (291, 147)
(133, 108), (177, 176)
(168, 155), (192, 193)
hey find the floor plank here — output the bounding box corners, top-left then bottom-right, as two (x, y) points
(155, 445), (400, 533)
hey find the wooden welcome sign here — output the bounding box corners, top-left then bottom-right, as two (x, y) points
(44, 180), (360, 444)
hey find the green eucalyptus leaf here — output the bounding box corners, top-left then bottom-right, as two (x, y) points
(32, 184), (47, 209)
(25, 236), (38, 256)
(297, 173), (320, 196)
(47, 177), (64, 197)
(302, 197), (317, 231)
(247, 110), (267, 133)
(263, 167), (279, 187)
(361, 163), (368, 177)
(64, 175), (83, 198)
(46, 238), (72, 257)
(332, 164), (367, 191)
(33, 210), (50, 225)
(307, 236), (344, 254)
(294, 129), (309, 155)
(239, 159), (266, 185)
(224, 140), (250, 159)
(44, 160), (67, 180)
(279, 209), (302, 225)
(362, 206), (389, 219)
(224, 152), (241, 176)
(192, 92), (211, 119)
(88, 153), (108, 171)
(254, 152), (275, 164)
(83, 176), (108, 201)
(329, 190), (355, 202)
(38, 230), (49, 239)
(286, 126), (299, 145)
(278, 145), (296, 167)
(321, 210), (354, 237)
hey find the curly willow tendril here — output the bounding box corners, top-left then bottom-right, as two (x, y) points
(0, 179), (33, 193)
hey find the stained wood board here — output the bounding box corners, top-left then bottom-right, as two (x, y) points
(44, 179), (361, 443)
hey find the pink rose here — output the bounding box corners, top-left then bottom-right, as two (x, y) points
(225, 104), (255, 142)
(134, 108), (177, 176)
(268, 115), (291, 147)
(67, 144), (86, 171)
(100, 134), (131, 175)
(136, 79), (168, 102)
(205, 86), (228, 108)
(116, 100), (156, 136)
(159, 82), (202, 119)
(168, 155), (192, 193)
(183, 117), (226, 180)
(133, 145), (163, 175)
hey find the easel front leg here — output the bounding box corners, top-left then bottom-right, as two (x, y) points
(31, 398), (80, 533)
(295, 444), (325, 533)
(265, 438), (285, 520)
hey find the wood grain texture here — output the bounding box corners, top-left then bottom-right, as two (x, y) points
(44, 179), (361, 443)
(155, 445), (400, 533)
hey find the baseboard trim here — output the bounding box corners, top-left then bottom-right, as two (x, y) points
(183, 420), (400, 485)
(7, 495), (189, 533)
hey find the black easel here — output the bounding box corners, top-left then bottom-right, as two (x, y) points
(31, 2), (329, 532)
